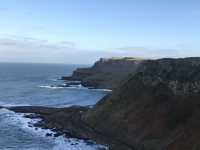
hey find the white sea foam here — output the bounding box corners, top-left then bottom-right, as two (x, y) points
(65, 84), (88, 89)
(50, 78), (59, 82)
(91, 89), (112, 92)
(39, 84), (88, 90)
(53, 137), (108, 150)
(39, 85), (66, 89)
(0, 108), (46, 136)
(0, 101), (30, 107)
(39, 84), (112, 92)
(0, 108), (108, 150)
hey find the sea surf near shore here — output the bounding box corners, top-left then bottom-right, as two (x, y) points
(0, 62), (109, 150)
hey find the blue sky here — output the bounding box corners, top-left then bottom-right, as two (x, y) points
(0, 0), (200, 64)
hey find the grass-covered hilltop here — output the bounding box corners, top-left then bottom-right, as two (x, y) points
(9, 57), (200, 150)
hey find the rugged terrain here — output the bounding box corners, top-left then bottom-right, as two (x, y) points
(7, 57), (200, 150)
(62, 57), (145, 89)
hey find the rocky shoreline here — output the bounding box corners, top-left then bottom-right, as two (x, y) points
(8, 106), (129, 149)
(4, 57), (200, 150)
(9, 106), (90, 139)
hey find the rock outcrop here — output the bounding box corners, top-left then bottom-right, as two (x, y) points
(62, 57), (145, 89)
(8, 57), (200, 150)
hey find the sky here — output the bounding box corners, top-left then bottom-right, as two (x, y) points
(0, 0), (200, 64)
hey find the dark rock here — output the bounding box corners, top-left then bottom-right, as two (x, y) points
(28, 124), (33, 128)
(24, 114), (40, 119)
(70, 142), (78, 146)
(53, 132), (63, 137)
(51, 128), (57, 132)
(46, 133), (53, 137)
(85, 140), (95, 146)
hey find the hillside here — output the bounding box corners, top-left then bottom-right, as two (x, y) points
(9, 57), (200, 150)
(84, 57), (200, 150)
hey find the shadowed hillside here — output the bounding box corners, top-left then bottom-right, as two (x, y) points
(84, 57), (200, 150)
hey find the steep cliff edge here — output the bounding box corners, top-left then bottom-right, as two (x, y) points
(84, 57), (200, 150)
(62, 57), (144, 89)
(8, 57), (200, 150)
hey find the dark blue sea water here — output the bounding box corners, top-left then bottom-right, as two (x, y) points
(0, 63), (109, 150)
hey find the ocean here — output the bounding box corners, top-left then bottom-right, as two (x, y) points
(0, 63), (109, 150)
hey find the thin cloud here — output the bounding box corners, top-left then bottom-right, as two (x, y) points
(118, 46), (148, 51)
(117, 46), (180, 58)
(59, 41), (76, 47)
(0, 35), (92, 64)
(0, 35), (76, 51)
(0, 35), (182, 64)
(0, 38), (17, 46)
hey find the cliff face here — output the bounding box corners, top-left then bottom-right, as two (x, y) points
(84, 57), (200, 150)
(62, 57), (144, 89)
(9, 57), (200, 150)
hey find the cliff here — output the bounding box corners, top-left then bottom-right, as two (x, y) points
(84, 57), (200, 150)
(8, 57), (200, 150)
(62, 57), (145, 89)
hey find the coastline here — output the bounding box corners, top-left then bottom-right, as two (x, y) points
(6, 106), (115, 149)
(4, 57), (200, 150)
(0, 107), (108, 150)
